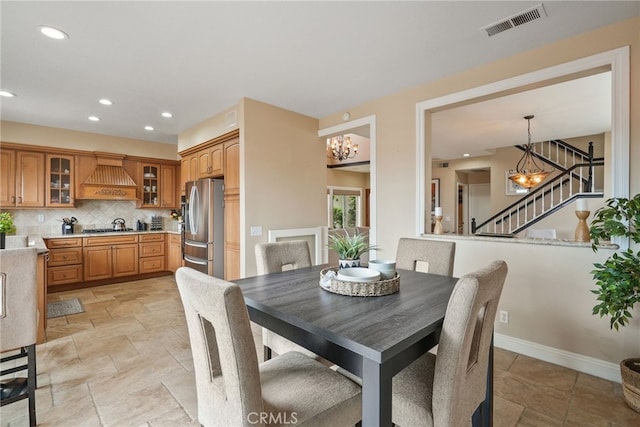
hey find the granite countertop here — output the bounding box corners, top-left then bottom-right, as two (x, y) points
(42, 230), (180, 239)
(4, 235), (49, 254)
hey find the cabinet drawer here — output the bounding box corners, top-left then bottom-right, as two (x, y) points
(139, 233), (165, 243)
(46, 237), (82, 248)
(84, 235), (138, 246)
(48, 265), (83, 286)
(48, 247), (83, 266)
(139, 256), (165, 274)
(139, 242), (165, 257)
(169, 233), (181, 244)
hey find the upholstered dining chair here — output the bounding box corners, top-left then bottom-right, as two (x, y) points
(175, 267), (362, 427)
(395, 238), (456, 276)
(255, 240), (317, 360)
(0, 247), (38, 427)
(391, 260), (508, 427)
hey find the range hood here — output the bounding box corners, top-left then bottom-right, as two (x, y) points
(77, 153), (138, 200)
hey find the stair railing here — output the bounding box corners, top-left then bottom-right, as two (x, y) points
(472, 160), (603, 235)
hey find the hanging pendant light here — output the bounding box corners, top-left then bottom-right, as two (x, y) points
(508, 115), (552, 189)
(327, 135), (358, 161)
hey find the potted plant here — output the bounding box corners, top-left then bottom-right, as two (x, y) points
(0, 212), (17, 249)
(589, 193), (640, 412)
(328, 230), (376, 269)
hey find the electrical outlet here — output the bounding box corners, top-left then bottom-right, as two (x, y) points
(499, 310), (509, 324)
(250, 226), (262, 237)
(37, 214), (45, 223)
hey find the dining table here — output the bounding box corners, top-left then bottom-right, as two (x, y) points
(234, 264), (493, 427)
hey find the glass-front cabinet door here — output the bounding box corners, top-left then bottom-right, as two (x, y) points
(46, 155), (74, 207)
(141, 164), (159, 207)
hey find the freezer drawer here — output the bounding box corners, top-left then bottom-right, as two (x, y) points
(183, 254), (211, 275)
(184, 239), (211, 261)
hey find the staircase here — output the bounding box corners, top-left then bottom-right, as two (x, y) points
(472, 141), (604, 236)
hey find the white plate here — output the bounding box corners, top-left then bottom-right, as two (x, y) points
(337, 267), (381, 282)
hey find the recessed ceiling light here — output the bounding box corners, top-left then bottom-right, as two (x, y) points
(0, 91), (16, 98)
(463, 153), (471, 157)
(144, 126), (154, 131)
(161, 112), (173, 118)
(99, 99), (112, 106)
(38, 25), (69, 40)
(88, 116), (100, 122)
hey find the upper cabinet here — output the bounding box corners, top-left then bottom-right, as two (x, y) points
(197, 144), (224, 179)
(138, 162), (179, 208)
(46, 155), (75, 207)
(139, 164), (160, 207)
(0, 149), (45, 208)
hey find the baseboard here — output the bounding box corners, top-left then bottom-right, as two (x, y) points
(494, 333), (621, 383)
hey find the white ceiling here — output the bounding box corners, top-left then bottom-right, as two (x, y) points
(1, 1), (638, 146)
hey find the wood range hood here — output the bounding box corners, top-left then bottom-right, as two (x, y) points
(77, 153), (138, 200)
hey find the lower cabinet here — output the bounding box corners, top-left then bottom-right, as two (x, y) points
(167, 233), (182, 273)
(139, 233), (165, 273)
(84, 235), (139, 281)
(46, 237), (83, 287)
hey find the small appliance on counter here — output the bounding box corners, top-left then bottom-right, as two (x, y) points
(61, 217), (77, 234)
(136, 220), (148, 231)
(150, 215), (163, 231)
(112, 218), (127, 231)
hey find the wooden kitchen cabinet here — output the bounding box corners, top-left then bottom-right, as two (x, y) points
(140, 163), (160, 207)
(46, 237), (83, 287)
(139, 233), (165, 273)
(160, 164), (177, 208)
(167, 233), (182, 273)
(0, 149), (45, 207)
(83, 235), (139, 281)
(181, 153), (197, 194)
(197, 144), (224, 179)
(46, 154), (75, 207)
(224, 138), (240, 280)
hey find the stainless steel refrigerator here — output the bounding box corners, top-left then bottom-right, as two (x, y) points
(183, 178), (224, 278)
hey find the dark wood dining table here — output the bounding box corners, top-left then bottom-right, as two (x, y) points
(234, 264), (492, 426)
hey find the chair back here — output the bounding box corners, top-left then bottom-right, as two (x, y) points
(395, 238), (455, 276)
(0, 247), (38, 352)
(255, 240), (311, 274)
(175, 267), (263, 426)
(432, 260), (508, 426)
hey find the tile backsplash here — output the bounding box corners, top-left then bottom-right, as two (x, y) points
(7, 200), (181, 236)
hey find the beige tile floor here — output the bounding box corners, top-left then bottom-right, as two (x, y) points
(2, 276), (639, 426)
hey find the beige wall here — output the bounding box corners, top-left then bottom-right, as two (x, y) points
(318, 17), (640, 369)
(1, 121), (179, 160)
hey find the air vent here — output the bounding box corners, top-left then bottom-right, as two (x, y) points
(440, 162), (449, 168)
(481, 3), (547, 37)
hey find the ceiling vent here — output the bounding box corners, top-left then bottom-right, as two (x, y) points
(481, 3), (547, 37)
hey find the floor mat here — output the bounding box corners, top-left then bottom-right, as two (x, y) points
(47, 298), (85, 319)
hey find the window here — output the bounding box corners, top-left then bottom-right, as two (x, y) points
(327, 187), (361, 229)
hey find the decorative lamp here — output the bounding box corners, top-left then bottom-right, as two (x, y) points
(433, 207), (444, 235)
(575, 199), (590, 242)
(508, 115), (553, 189)
(327, 136), (358, 162)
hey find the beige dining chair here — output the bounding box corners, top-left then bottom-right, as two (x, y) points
(175, 267), (362, 427)
(395, 238), (456, 276)
(391, 260), (508, 427)
(255, 240), (318, 361)
(0, 247), (38, 427)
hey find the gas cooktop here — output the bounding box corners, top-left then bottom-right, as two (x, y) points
(82, 228), (135, 233)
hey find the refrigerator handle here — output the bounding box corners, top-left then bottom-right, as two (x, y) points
(184, 254), (208, 266)
(188, 184), (199, 235)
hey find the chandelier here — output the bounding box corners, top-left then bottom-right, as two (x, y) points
(327, 136), (358, 161)
(508, 115), (552, 189)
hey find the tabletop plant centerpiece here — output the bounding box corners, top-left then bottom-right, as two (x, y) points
(0, 212), (17, 249)
(589, 193), (640, 412)
(328, 230), (376, 269)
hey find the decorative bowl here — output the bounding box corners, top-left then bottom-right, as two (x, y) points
(336, 267), (380, 282)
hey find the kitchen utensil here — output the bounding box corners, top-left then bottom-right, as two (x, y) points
(112, 218), (126, 231)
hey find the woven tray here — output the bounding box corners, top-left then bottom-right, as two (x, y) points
(319, 267), (400, 297)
